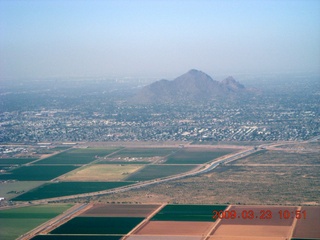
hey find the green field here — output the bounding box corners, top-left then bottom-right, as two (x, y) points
(50, 217), (144, 234)
(111, 148), (177, 158)
(0, 158), (37, 164)
(0, 181), (45, 199)
(151, 204), (227, 221)
(34, 148), (120, 165)
(0, 204), (73, 240)
(97, 161), (151, 165)
(165, 149), (234, 164)
(125, 165), (197, 181)
(31, 236), (123, 240)
(12, 182), (135, 201)
(0, 165), (79, 181)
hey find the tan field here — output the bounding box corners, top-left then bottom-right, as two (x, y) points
(80, 204), (160, 217)
(207, 237), (286, 240)
(59, 164), (143, 181)
(218, 205), (297, 226)
(292, 206), (320, 238)
(127, 236), (203, 240)
(134, 221), (214, 235)
(211, 225), (292, 237)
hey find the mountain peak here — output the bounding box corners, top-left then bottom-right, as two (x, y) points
(220, 76), (245, 90)
(188, 69), (204, 74)
(132, 70), (248, 104)
(185, 69), (212, 78)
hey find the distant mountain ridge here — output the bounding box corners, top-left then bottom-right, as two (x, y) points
(132, 69), (249, 104)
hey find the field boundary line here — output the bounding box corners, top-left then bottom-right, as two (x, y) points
(287, 206), (301, 239)
(203, 205), (231, 240)
(17, 203), (91, 240)
(28, 147), (72, 165)
(52, 147), (124, 182)
(122, 203), (166, 239)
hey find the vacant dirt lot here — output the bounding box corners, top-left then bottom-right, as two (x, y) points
(59, 164), (143, 181)
(81, 204), (160, 217)
(134, 221), (214, 235)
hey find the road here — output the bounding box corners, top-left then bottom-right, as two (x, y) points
(26, 146), (260, 205)
(4, 138), (318, 206)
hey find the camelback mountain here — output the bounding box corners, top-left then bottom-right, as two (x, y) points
(132, 69), (248, 104)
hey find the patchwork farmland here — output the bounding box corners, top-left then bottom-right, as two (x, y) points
(1, 143), (319, 239)
(34, 148), (120, 165)
(2, 145), (224, 202)
(23, 204), (320, 240)
(0, 204), (73, 240)
(12, 182), (135, 201)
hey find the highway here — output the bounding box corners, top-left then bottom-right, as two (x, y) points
(26, 146), (260, 204)
(6, 138), (318, 206)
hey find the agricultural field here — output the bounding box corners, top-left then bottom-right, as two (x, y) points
(0, 204), (73, 240)
(134, 221), (214, 235)
(292, 206), (320, 239)
(111, 148), (177, 158)
(81, 204), (160, 217)
(0, 157), (37, 165)
(100, 149), (320, 205)
(12, 182), (135, 201)
(60, 164), (144, 181)
(151, 204), (227, 222)
(127, 237), (203, 240)
(34, 146), (71, 154)
(209, 205), (305, 239)
(165, 148), (235, 164)
(97, 160), (151, 164)
(125, 165), (197, 181)
(34, 148), (120, 165)
(25, 204), (320, 240)
(50, 216), (144, 234)
(0, 181), (45, 199)
(31, 236), (123, 240)
(0, 165), (79, 181)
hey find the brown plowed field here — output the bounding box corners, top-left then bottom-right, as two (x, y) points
(209, 205), (300, 239)
(134, 221), (214, 235)
(292, 206), (320, 238)
(211, 225), (292, 237)
(207, 237), (286, 240)
(127, 236), (203, 240)
(218, 205), (297, 226)
(80, 204), (160, 217)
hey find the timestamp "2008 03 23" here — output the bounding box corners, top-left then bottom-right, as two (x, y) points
(212, 209), (307, 220)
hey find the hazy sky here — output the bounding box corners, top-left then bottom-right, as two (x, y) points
(1, 0), (320, 79)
